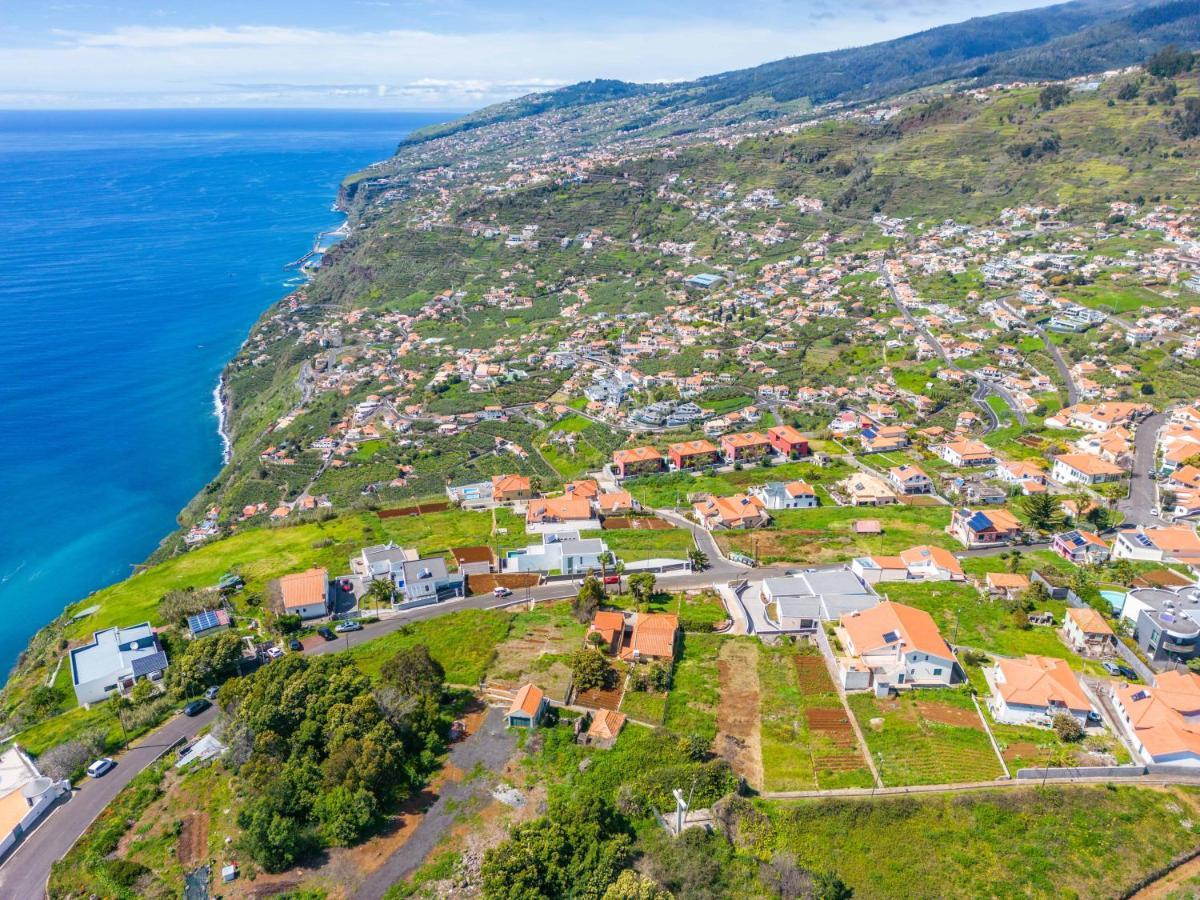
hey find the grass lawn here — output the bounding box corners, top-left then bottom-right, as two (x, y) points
(582, 527), (695, 559)
(619, 688), (668, 725)
(600, 588), (728, 632)
(847, 687), (1004, 786)
(763, 785), (1200, 899)
(482, 602), (586, 702)
(64, 513), (385, 640)
(349, 607), (512, 686)
(879, 580), (1082, 663)
(758, 644), (873, 791)
(662, 633), (726, 742)
(716, 505), (954, 566)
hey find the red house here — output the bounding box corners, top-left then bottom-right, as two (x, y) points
(767, 424), (810, 459)
(612, 446), (665, 479)
(719, 431), (772, 463)
(669, 439), (722, 471)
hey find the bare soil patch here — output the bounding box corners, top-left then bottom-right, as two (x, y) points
(793, 655), (834, 693)
(716, 641), (763, 789)
(178, 811), (209, 869)
(916, 700), (982, 730)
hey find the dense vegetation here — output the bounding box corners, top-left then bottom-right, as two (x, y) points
(223, 646), (448, 871)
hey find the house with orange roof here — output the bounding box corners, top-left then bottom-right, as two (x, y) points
(504, 683), (547, 729)
(1052, 529), (1110, 566)
(491, 473), (533, 504)
(766, 424), (810, 458)
(664, 440), (719, 472)
(1051, 453), (1124, 487)
(622, 613), (679, 663)
(948, 507), (1023, 548)
(835, 600), (957, 690)
(1113, 525), (1200, 564)
(984, 572), (1031, 600)
(852, 545), (963, 583)
(596, 491), (636, 515)
(612, 446), (665, 479)
(278, 567), (331, 620)
(719, 431), (773, 463)
(583, 709), (626, 748)
(692, 493), (770, 530)
(525, 496), (599, 532)
(934, 439), (996, 468)
(986, 655), (1092, 727)
(995, 460), (1047, 491)
(563, 479), (600, 501)
(837, 472), (898, 507)
(1113, 672), (1200, 766)
(587, 610), (627, 655)
(1063, 607), (1117, 656)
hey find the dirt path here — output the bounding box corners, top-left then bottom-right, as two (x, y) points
(716, 641), (763, 790)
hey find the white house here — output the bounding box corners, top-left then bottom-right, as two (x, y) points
(835, 601), (957, 690)
(1113, 672), (1200, 766)
(69, 622), (167, 705)
(0, 746), (70, 863)
(1051, 453), (1124, 486)
(504, 531), (614, 576)
(278, 568), (331, 620)
(987, 655), (1091, 727)
(1112, 526), (1200, 564)
(393, 556), (465, 608)
(750, 480), (819, 510)
(887, 464), (933, 495)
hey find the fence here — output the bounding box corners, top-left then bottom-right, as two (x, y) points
(1014, 765), (1146, 781)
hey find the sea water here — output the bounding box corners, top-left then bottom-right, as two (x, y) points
(0, 108), (450, 673)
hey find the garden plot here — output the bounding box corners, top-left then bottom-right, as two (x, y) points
(484, 604), (586, 703)
(847, 688), (1004, 787)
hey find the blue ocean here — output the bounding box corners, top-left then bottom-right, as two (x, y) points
(0, 109), (450, 673)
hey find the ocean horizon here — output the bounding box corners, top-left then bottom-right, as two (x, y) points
(0, 108), (450, 674)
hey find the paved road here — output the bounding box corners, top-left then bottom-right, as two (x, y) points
(353, 707), (516, 900)
(879, 268), (1027, 432)
(1119, 412), (1166, 527)
(0, 705), (218, 898)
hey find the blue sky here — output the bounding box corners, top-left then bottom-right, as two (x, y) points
(0, 0), (1057, 109)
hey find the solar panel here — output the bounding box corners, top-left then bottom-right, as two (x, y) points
(187, 609), (227, 633)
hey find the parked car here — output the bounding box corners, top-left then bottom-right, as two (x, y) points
(603, 575), (620, 585)
(335, 621), (363, 633)
(1101, 661), (1122, 676)
(289, 638), (303, 652)
(87, 758), (115, 778)
(1117, 665), (1139, 681)
(182, 699), (211, 717)
(493, 586), (513, 598)
(448, 720), (467, 742)
(203, 685), (220, 701)
(317, 627), (336, 641)
(265, 646), (284, 659)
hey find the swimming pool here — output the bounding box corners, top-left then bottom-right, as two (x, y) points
(1099, 589), (1127, 613)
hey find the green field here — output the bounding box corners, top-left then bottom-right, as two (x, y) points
(758, 644), (873, 791)
(347, 607), (512, 685)
(847, 687), (1004, 786)
(716, 505), (955, 565)
(761, 785), (1200, 899)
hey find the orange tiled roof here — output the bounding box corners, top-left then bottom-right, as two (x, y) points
(995, 655), (1089, 712)
(508, 682), (545, 718)
(841, 600), (953, 660)
(279, 568), (328, 609)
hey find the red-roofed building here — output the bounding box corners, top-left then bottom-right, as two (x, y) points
(669, 440), (721, 471)
(612, 446), (665, 479)
(767, 424), (810, 459)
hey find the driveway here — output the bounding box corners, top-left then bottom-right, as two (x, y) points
(0, 704), (218, 898)
(352, 706), (517, 899)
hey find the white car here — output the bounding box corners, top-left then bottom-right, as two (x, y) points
(87, 758), (115, 778)
(493, 586), (513, 598)
(265, 646), (284, 659)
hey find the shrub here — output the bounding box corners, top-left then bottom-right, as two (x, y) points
(1053, 713), (1084, 743)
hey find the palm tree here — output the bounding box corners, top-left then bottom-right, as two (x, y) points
(598, 551), (614, 594)
(368, 577), (395, 614)
(688, 548), (710, 571)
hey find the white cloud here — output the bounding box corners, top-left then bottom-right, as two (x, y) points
(0, 4), (1051, 109)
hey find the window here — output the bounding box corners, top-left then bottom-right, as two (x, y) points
(933, 668), (943, 676)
